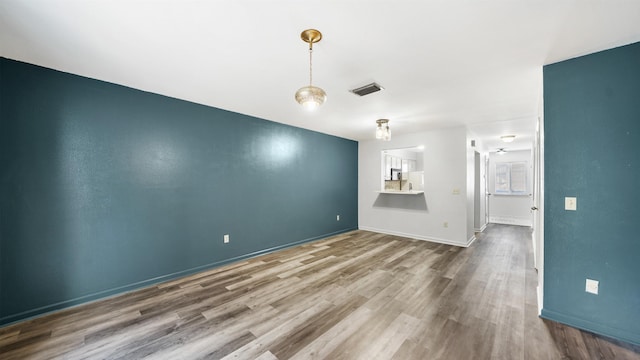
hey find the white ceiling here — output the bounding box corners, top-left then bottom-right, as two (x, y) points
(2, 1), (640, 150)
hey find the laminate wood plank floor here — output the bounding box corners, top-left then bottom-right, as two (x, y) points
(1, 224), (639, 359)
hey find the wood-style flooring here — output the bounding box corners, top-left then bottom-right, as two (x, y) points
(1, 224), (639, 359)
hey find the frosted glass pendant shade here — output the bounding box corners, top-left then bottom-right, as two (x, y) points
(376, 126), (384, 139)
(382, 126), (391, 141)
(376, 119), (391, 141)
(295, 85), (327, 111)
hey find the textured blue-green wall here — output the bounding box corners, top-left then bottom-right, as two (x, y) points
(542, 42), (640, 345)
(0, 58), (358, 325)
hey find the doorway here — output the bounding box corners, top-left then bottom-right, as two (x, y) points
(474, 151), (482, 231)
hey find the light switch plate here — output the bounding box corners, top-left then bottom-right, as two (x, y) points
(565, 197), (577, 211)
(586, 279), (599, 295)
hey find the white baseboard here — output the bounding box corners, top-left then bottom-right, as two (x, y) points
(467, 234), (477, 247)
(489, 216), (532, 227)
(474, 223), (487, 233)
(358, 226), (472, 247)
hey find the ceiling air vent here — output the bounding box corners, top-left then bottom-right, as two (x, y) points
(350, 82), (384, 96)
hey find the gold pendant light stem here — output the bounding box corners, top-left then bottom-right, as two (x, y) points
(309, 48), (313, 86)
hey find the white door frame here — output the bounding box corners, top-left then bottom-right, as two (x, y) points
(534, 115), (545, 314)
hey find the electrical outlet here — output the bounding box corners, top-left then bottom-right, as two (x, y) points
(585, 279), (599, 295)
(223, 234), (230, 244)
(443, 221), (448, 228)
(565, 197), (577, 211)
(337, 215), (340, 221)
(452, 189), (460, 195)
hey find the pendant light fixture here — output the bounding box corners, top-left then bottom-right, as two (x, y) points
(376, 119), (391, 141)
(295, 29), (327, 111)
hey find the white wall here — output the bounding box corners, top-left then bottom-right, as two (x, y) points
(358, 126), (474, 247)
(488, 149), (533, 226)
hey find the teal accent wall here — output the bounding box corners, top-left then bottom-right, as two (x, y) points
(0, 58), (358, 325)
(542, 42), (640, 345)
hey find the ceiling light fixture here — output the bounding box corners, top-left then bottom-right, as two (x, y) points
(295, 29), (326, 111)
(497, 148), (507, 155)
(500, 135), (516, 143)
(376, 119), (391, 141)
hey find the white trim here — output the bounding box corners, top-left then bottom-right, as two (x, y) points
(489, 216), (532, 227)
(538, 108), (545, 315)
(466, 234), (477, 247)
(359, 226), (474, 247)
(474, 223), (488, 233)
(537, 285), (543, 315)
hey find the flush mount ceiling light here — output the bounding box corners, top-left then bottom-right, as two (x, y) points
(376, 119), (391, 141)
(500, 135), (516, 143)
(295, 29), (327, 111)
